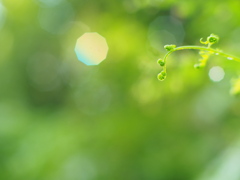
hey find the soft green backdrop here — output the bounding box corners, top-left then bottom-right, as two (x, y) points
(1, 0), (240, 179)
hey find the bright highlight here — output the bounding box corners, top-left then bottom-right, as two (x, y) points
(75, 32), (108, 66)
(209, 66), (225, 82)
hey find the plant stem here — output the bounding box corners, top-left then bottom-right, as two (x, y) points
(163, 46), (240, 62)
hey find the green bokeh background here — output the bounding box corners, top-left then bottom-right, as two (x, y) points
(1, 0), (240, 179)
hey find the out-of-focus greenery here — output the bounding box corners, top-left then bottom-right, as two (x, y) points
(1, 0), (240, 180)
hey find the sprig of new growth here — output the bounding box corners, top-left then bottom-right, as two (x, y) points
(157, 34), (240, 81)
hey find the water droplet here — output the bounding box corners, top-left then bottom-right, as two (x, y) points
(227, 57), (233, 60)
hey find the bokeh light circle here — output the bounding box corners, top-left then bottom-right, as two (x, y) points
(148, 16), (185, 51)
(75, 32), (109, 66)
(36, 0), (65, 7)
(38, 1), (74, 34)
(0, 2), (6, 29)
(27, 53), (61, 92)
(209, 66), (225, 82)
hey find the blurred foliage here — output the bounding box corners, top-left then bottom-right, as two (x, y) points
(1, 0), (240, 180)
